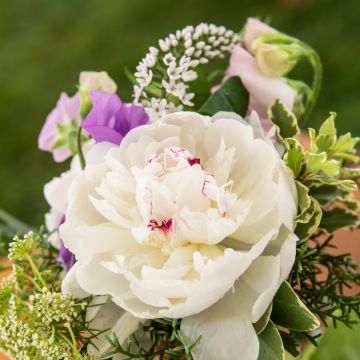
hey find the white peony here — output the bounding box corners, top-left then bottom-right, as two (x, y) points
(60, 111), (298, 359)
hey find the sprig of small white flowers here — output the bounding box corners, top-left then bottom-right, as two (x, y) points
(8, 231), (35, 262)
(133, 23), (240, 120)
(29, 288), (87, 326)
(0, 232), (94, 359)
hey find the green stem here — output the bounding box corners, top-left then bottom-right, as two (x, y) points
(23, 273), (42, 291)
(77, 127), (86, 170)
(66, 323), (78, 354)
(299, 42), (323, 125)
(25, 254), (47, 289)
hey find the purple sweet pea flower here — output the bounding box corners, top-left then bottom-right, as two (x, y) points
(54, 216), (74, 271)
(82, 91), (148, 144)
(59, 241), (74, 272)
(38, 92), (81, 162)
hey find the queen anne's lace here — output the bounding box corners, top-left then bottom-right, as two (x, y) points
(133, 23), (240, 119)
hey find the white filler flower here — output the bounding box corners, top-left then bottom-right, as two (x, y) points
(61, 111), (298, 359)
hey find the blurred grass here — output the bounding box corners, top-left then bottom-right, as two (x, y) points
(0, 0), (359, 226)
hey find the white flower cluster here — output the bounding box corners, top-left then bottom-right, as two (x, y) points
(0, 276), (88, 359)
(133, 23), (239, 120)
(0, 295), (72, 359)
(8, 231), (35, 262)
(28, 288), (87, 326)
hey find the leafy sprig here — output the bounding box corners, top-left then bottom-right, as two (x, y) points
(0, 231), (98, 359)
(101, 318), (201, 360)
(268, 100), (360, 356)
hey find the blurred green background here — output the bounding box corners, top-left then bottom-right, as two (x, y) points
(0, 0), (360, 227)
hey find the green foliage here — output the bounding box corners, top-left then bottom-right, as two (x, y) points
(254, 303), (273, 335)
(186, 66), (212, 109)
(278, 109), (360, 356)
(279, 332), (300, 358)
(272, 281), (320, 332)
(301, 311), (360, 360)
(269, 99), (300, 142)
(0, 230), (98, 359)
(289, 233), (360, 328)
(102, 318), (201, 360)
(199, 76), (249, 117)
(258, 320), (284, 360)
(284, 139), (305, 178)
(320, 206), (358, 233)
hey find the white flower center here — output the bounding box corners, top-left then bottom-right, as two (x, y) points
(132, 146), (241, 253)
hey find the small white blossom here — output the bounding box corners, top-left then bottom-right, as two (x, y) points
(182, 70), (197, 82)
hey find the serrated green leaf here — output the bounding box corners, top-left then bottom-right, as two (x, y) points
(279, 332), (300, 359)
(318, 113), (336, 137)
(199, 76), (249, 117)
(268, 99), (300, 142)
(295, 182), (313, 223)
(320, 207), (359, 233)
(306, 152), (340, 176)
(258, 320), (284, 360)
(314, 176), (357, 191)
(315, 134), (335, 154)
(341, 167), (360, 177)
(332, 132), (359, 154)
(308, 113), (336, 153)
(254, 303), (273, 335)
(308, 128), (318, 153)
(295, 197), (322, 241)
(309, 184), (347, 206)
(284, 139), (304, 178)
(272, 281), (320, 332)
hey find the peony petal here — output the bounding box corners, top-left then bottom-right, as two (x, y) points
(234, 255), (281, 322)
(181, 289), (259, 360)
(61, 262), (89, 299)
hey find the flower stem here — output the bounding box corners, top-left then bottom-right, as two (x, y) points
(66, 323), (78, 354)
(77, 127), (86, 170)
(299, 42), (323, 125)
(25, 254), (47, 289)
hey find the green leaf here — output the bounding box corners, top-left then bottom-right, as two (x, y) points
(284, 139), (304, 178)
(199, 76), (249, 117)
(254, 303), (273, 335)
(314, 176), (357, 191)
(318, 113), (336, 137)
(306, 152), (340, 176)
(341, 167), (360, 177)
(300, 311), (360, 360)
(320, 207), (358, 233)
(186, 66), (211, 109)
(279, 332), (300, 358)
(295, 182), (312, 223)
(258, 320), (284, 360)
(332, 132), (359, 154)
(295, 198), (322, 241)
(272, 281), (320, 332)
(268, 99), (300, 141)
(309, 184), (347, 206)
(314, 113), (337, 153)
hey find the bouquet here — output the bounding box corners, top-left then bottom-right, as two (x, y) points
(0, 18), (359, 360)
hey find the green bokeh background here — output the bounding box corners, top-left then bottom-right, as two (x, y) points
(0, 0), (360, 226)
